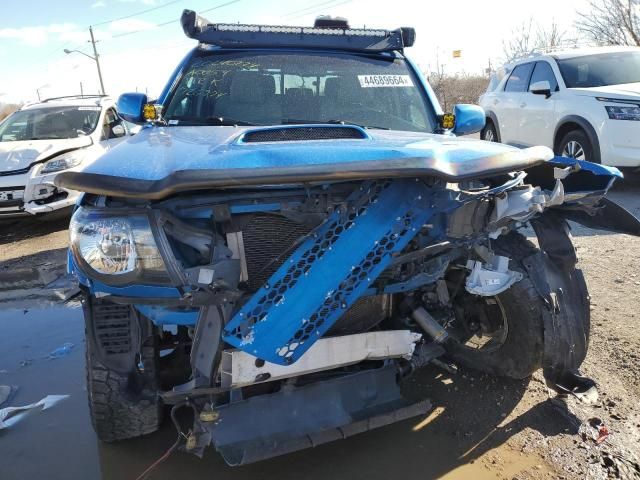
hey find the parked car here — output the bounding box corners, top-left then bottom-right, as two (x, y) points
(480, 46), (640, 168)
(0, 95), (130, 218)
(56, 11), (640, 467)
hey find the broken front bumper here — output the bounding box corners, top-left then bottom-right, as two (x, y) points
(0, 168), (78, 217)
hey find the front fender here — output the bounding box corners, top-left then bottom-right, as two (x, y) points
(526, 156), (640, 237)
(529, 213), (595, 396)
(559, 197), (640, 237)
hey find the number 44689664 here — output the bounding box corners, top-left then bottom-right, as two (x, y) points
(357, 75), (414, 88)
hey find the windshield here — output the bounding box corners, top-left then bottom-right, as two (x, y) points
(164, 51), (435, 132)
(0, 106), (101, 142)
(557, 51), (640, 88)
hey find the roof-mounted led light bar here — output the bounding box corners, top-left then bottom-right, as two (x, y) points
(180, 9), (415, 53)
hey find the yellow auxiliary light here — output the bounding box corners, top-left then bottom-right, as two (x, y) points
(143, 103), (157, 121)
(441, 113), (455, 130)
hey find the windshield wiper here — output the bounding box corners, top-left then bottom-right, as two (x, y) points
(165, 116), (259, 126)
(283, 119), (389, 130)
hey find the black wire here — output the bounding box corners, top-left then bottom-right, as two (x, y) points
(92, 0), (184, 27)
(282, 0), (346, 18)
(107, 0), (242, 40)
(288, 0), (355, 20)
(201, 0), (241, 14)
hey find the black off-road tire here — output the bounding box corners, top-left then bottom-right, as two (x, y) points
(447, 231), (587, 379)
(86, 337), (163, 442)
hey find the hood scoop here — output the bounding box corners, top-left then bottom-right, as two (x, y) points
(239, 125), (369, 143)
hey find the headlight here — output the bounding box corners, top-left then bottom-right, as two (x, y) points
(70, 207), (171, 285)
(605, 105), (640, 121)
(41, 150), (86, 174)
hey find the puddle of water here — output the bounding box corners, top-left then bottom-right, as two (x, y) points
(0, 303), (554, 480)
(0, 305), (101, 480)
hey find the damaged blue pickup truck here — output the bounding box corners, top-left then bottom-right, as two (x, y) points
(56, 10), (640, 466)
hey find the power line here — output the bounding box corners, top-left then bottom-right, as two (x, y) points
(201, 0), (241, 14)
(107, 0), (241, 40)
(282, 0), (345, 18)
(32, 41), (84, 68)
(288, 0), (355, 20)
(91, 0), (184, 27)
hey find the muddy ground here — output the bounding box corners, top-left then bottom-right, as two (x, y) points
(0, 177), (639, 480)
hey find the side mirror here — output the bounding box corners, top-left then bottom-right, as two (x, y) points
(530, 80), (552, 98)
(116, 93), (149, 124)
(111, 124), (126, 137)
(451, 104), (486, 136)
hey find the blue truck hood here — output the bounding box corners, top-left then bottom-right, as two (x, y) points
(56, 125), (553, 199)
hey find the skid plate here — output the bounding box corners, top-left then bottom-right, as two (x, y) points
(206, 365), (432, 466)
(223, 179), (433, 365)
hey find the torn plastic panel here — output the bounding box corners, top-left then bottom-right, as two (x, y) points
(525, 156), (619, 199)
(558, 197), (640, 237)
(465, 255), (523, 296)
(528, 212), (595, 396)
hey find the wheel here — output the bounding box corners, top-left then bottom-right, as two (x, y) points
(557, 129), (597, 163)
(85, 305), (163, 442)
(444, 231), (588, 379)
(481, 120), (498, 142)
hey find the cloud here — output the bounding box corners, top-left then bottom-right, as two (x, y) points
(2, 38), (191, 103)
(91, 1), (106, 7)
(0, 23), (86, 47)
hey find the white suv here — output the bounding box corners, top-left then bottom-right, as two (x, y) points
(480, 46), (640, 168)
(0, 95), (130, 218)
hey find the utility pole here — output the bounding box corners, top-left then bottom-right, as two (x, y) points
(89, 26), (106, 95)
(36, 84), (50, 102)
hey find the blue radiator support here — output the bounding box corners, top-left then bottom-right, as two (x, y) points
(223, 179), (435, 365)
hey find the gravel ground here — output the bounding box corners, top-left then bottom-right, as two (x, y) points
(0, 175), (638, 480)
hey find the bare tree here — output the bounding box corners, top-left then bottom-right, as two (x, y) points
(427, 73), (490, 109)
(502, 19), (568, 63)
(576, 0), (640, 46)
(428, 66), (449, 110)
(502, 19), (536, 63)
(538, 21), (567, 50)
(0, 103), (21, 122)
